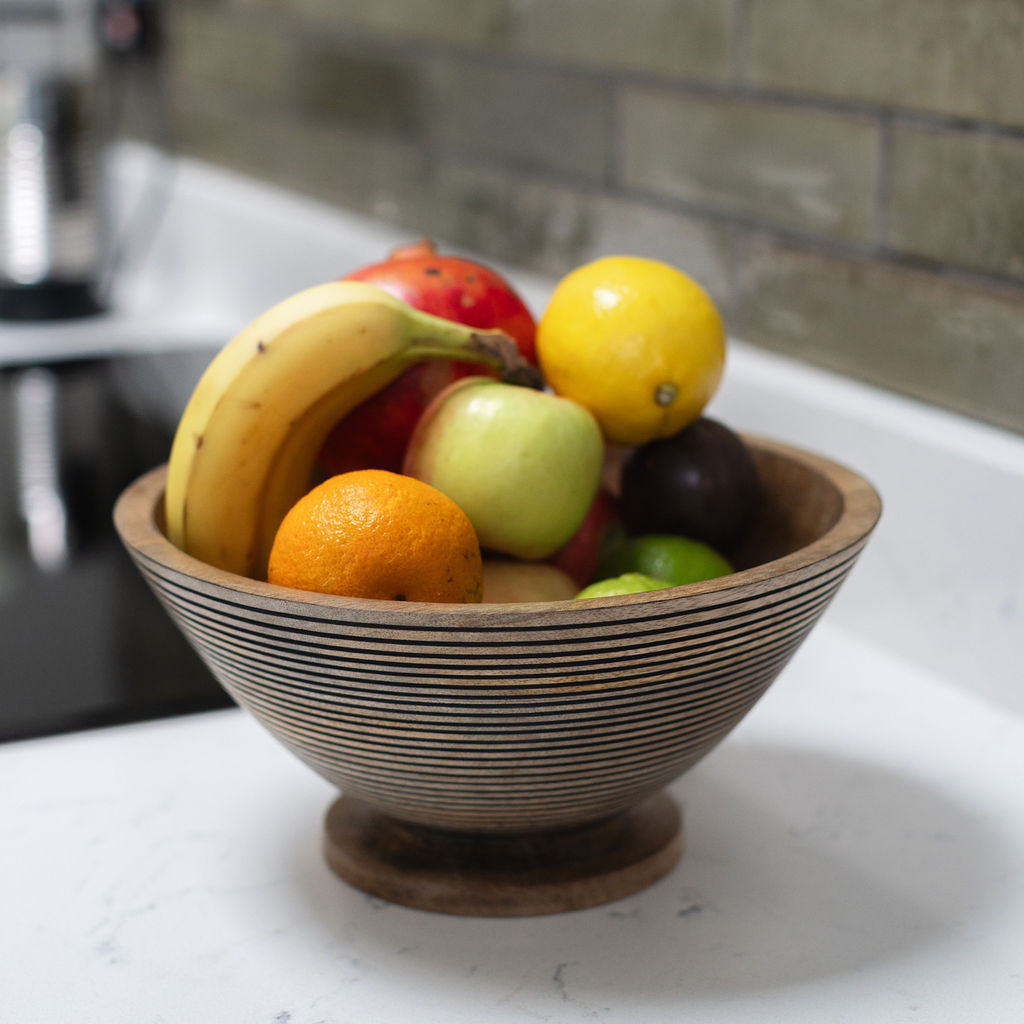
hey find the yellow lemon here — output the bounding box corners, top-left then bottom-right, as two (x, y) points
(537, 256), (726, 445)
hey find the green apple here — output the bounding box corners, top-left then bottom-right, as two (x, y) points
(403, 377), (604, 560)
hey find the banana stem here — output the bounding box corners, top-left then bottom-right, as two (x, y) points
(411, 327), (544, 390)
(472, 331), (545, 390)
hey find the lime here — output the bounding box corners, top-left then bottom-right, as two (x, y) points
(575, 572), (674, 599)
(599, 534), (732, 586)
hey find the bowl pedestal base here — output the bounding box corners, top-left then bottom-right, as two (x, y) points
(323, 791), (682, 916)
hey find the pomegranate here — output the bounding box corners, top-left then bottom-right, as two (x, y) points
(319, 240), (537, 475)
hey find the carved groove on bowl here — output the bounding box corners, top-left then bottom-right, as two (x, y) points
(114, 436), (881, 834)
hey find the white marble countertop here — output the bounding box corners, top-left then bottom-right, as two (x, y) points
(4, 621), (1022, 1023)
(2, 147), (1023, 1022)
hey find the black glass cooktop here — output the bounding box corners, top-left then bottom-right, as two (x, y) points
(1, 354), (233, 744)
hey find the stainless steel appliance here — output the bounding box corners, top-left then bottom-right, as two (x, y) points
(0, 0), (209, 740)
(0, 0), (106, 320)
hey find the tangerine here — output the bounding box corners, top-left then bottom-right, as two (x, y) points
(267, 470), (483, 603)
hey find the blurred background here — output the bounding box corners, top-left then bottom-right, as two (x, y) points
(2, 0), (1022, 739)
(154, 0), (1024, 436)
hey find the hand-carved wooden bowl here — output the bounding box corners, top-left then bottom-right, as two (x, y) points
(114, 436), (880, 916)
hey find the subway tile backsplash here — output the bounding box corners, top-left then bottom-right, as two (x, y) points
(158, 0), (1024, 434)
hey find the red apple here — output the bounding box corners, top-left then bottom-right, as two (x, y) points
(318, 240), (537, 475)
(548, 488), (622, 588)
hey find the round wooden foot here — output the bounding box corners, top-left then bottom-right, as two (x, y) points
(322, 792), (683, 916)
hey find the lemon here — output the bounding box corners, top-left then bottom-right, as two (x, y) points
(537, 256), (726, 445)
(575, 572), (673, 599)
(599, 534), (732, 587)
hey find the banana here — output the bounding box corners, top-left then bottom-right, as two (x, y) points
(165, 280), (535, 579)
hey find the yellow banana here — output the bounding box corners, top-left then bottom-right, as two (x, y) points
(165, 280), (533, 579)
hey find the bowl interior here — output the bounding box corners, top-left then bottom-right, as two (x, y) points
(731, 445), (847, 570)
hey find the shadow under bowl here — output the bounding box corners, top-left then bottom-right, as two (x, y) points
(113, 436), (881, 915)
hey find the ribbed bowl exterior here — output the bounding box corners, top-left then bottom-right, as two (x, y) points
(115, 441), (880, 834)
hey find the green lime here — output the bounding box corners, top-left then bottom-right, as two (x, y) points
(574, 572), (674, 599)
(598, 533), (732, 586)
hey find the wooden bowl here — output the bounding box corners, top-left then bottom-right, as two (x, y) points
(114, 437), (880, 915)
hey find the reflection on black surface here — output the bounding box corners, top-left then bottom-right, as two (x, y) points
(0, 354), (231, 744)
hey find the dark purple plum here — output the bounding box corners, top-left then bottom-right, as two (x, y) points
(619, 417), (762, 554)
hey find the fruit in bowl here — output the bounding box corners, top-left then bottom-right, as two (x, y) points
(574, 572), (673, 599)
(163, 279), (538, 580)
(548, 487), (621, 589)
(536, 255), (725, 446)
(267, 470), (484, 603)
(318, 240), (537, 476)
(619, 416), (762, 556)
(115, 246), (882, 916)
(480, 558), (579, 603)
(596, 533), (733, 589)
(116, 437), (881, 914)
(403, 376), (604, 560)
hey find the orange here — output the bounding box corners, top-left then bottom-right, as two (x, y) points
(267, 470), (483, 603)
(537, 256), (726, 446)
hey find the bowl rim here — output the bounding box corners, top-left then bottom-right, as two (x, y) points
(113, 434), (881, 618)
